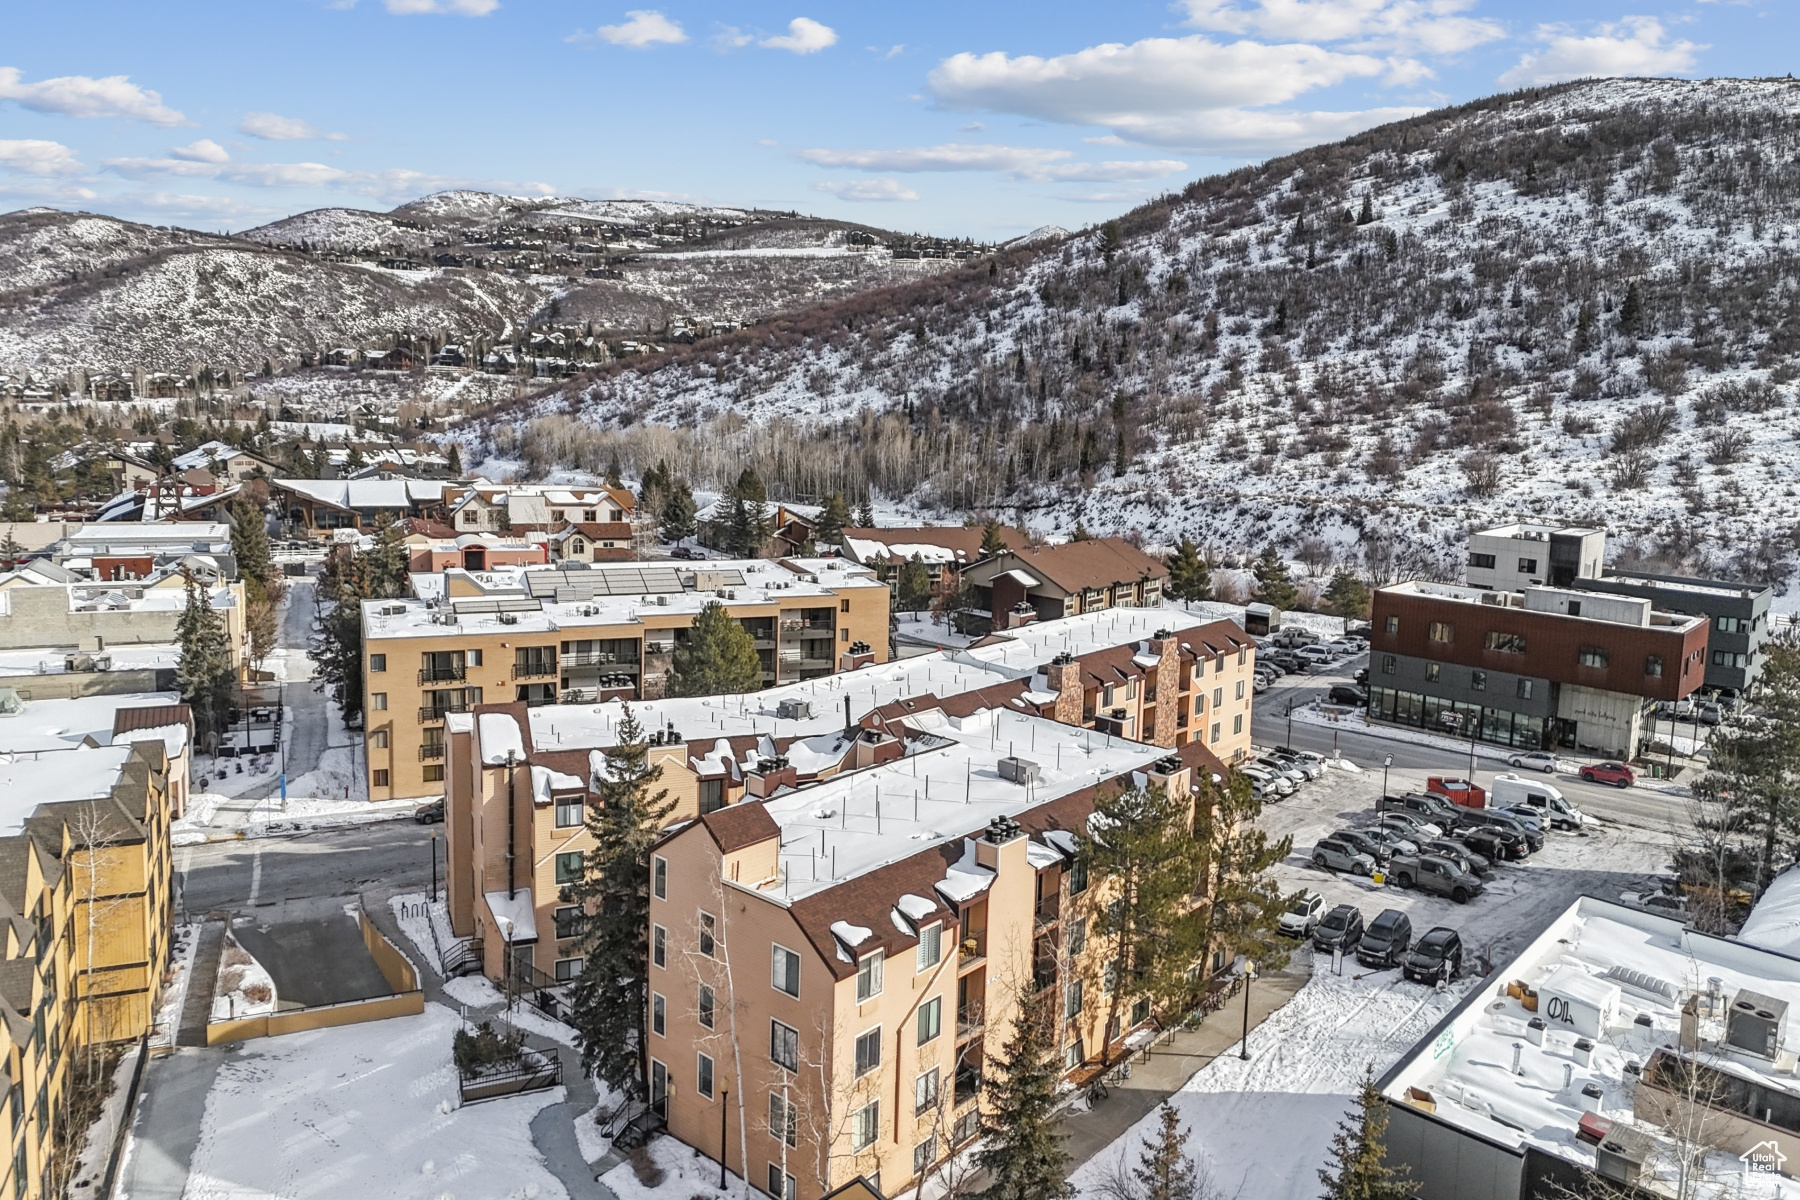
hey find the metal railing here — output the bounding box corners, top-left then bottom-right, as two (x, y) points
(956, 1005), (984, 1041)
(419, 742), (445, 761)
(440, 939), (483, 978)
(1035, 896), (1061, 927)
(419, 705), (467, 723)
(511, 661), (558, 679)
(418, 665), (465, 684)
(457, 1049), (562, 1104)
(561, 651), (637, 668)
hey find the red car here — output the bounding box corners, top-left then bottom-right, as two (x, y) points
(1581, 762), (1637, 788)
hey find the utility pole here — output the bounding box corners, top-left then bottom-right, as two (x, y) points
(1238, 961), (1257, 1061)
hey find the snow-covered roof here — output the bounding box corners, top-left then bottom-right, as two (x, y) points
(484, 889), (538, 943)
(477, 713), (525, 766)
(273, 478), (445, 511)
(1740, 867), (1800, 958)
(530, 764), (584, 806)
(0, 691), (179, 756)
(0, 745), (132, 836)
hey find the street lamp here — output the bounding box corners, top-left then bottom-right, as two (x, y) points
(1285, 698), (1295, 747)
(1382, 754), (1393, 800)
(429, 829), (439, 903)
(1238, 960), (1257, 1060)
(496, 915), (516, 1011)
(720, 1089), (730, 1188)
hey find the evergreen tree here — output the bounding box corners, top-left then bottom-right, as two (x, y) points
(724, 467), (772, 558)
(813, 491), (850, 547)
(0, 528), (22, 570)
(1165, 538), (1211, 607)
(1323, 570), (1371, 621)
(1135, 1104), (1199, 1200)
(445, 442), (463, 476)
(1071, 521), (1092, 542)
(979, 517), (1009, 559)
(308, 520), (411, 722)
(175, 569), (235, 746)
(1193, 772), (1293, 991)
(660, 482), (697, 545)
(1318, 1066), (1416, 1200)
(1356, 193), (1375, 225)
(568, 706), (675, 1098)
(1251, 545), (1300, 610)
(1082, 781), (1210, 1057)
(896, 553), (933, 613)
(1694, 644), (1800, 892)
(1618, 281), (1644, 334)
(310, 441), (330, 478)
(230, 499), (272, 588)
(667, 601), (762, 696)
(604, 451), (624, 489)
(855, 495), (876, 528)
(975, 987), (1072, 1200)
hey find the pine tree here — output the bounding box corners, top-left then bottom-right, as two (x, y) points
(175, 569), (234, 746)
(980, 517), (1008, 559)
(1356, 193), (1375, 225)
(568, 706), (675, 1097)
(896, 553), (933, 613)
(0, 528), (22, 570)
(813, 491), (850, 546)
(1323, 570), (1371, 621)
(1192, 772), (1293, 995)
(1071, 521), (1092, 542)
(230, 499), (272, 587)
(975, 987), (1072, 1200)
(1165, 538), (1211, 607)
(1694, 644), (1800, 892)
(855, 495), (876, 528)
(1251, 546), (1300, 610)
(668, 601), (762, 696)
(604, 451), (624, 489)
(446, 442), (463, 476)
(660, 482), (697, 545)
(1318, 1066), (1415, 1200)
(1134, 1104), (1199, 1200)
(724, 467), (772, 558)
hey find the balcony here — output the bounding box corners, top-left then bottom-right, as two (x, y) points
(418, 665), (465, 684)
(1035, 896), (1060, 929)
(953, 1067), (982, 1109)
(512, 661), (558, 679)
(956, 1004), (984, 1042)
(419, 742), (445, 761)
(420, 704), (467, 723)
(561, 651), (637, 669)
(958, 933), (986, 970)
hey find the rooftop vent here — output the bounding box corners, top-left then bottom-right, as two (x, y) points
(1728, 988), (1789, 1059)
(984, 814), (1022, 844)
(1052, 651), (1075, 666)
(998, 756), (1041, 785)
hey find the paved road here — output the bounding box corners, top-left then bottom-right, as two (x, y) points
(177, 820), (437, 915)
(242, 579), (327, 801)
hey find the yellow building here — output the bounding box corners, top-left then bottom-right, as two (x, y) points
(363, 558), (891, 802)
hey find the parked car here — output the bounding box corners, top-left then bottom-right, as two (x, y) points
(1365, 827), (1420, 858)
(1353, 667), (1370, 686)
(1273, 747), (1329, 773)
(1403, 927), (1465, 984)
(1312, 836), (1377, 875)
(1239, 765), (1293, 798)
(1580, 761), (1638, 788)
(1390, 854), (1483, 904)
(1620, 889), (1690, 917)
(1333, 829), (1395, 864)
(669, 545), (700, 560)
(1326, 639), (1359, 656)
(1456, 807), (1542, 853)
(1312, 904), (1365, 952)
(1294, 645), (1334, 666)
(1378, 792), (1461, 825)
(1356, 909), (1414, 968)
(1458, 824), (1527, 862)
(1697, 702), (1724, 726)
(1279, 892), (1327, 938)
(1380, 810), (1446, 840)
(1264, 749), (1324, 780)
(1421, 838), (1493, 876)
(1328, 684), (1369, 706)
(1253, 675), (1269, 694)
(1509, 750), (1559, 773)
(1272, 629), (1322, 649)
(1259, 662), (1288, 678)
(413, 800), (445, 824)
(1257, 757), (1308, 787)
(1271, 652), (1305, 671)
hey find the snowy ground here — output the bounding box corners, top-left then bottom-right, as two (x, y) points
(599, 1134), (743, 1200)
(894, 611), (975, 650)
(179, 1002), (567, 1200)
(210, 933), (275, 1022)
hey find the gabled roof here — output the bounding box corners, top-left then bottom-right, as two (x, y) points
(977, 537), (1167, 594)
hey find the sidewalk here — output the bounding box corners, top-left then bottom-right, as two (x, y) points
(1058, 956), (1312, 1170)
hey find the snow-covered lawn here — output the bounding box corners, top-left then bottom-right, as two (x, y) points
(894, 612), (975, 649)
(600, 1134), (741, 1200)
(180, 1002), (566, 1200)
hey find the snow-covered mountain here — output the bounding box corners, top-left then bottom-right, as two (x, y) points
(506, 78), (1800, 595)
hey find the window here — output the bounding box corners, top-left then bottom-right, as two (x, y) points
(653, 856), (668, 900)
(1212, 687), (1223, 708)
(555, 957), (582, 982)
(768, 1166), (796, 1200)
(771, 1020), (799, 1071)
(1065, 977), (1085, 1019)
(1209, 722), (1221, 744)
(1646, 655), (1663, 678)
(1517, 679), (1534, 700)
(856, 951), (884, 1002)
(698, 985), (715, 1029)
(651, 993), (666, 1036)
(915, 1068), (940, 1115)
(1718, 615), (1748, 635)
(555, 795), (583, 827)
(571, 539), (585, 555)
(914, 1134), (939, 1175)
(370, 692), (387, 711)
(1234, 680), (1245, 701)
(369, 653), (386, 672)
(370, 729), (388, 749)
(1103, 960), (1117, 995)
(1385, 616), (1399, 634)
(1566, 601), (1582, 617)
(1068, 916), (1087, 955)
(841, 598), (851, 613)
(1233, 714), (1243, 735)
(1518, 557), (1538, 575)
(1382, 654), (1396, 675)
(772, 945), (800, 997)
(1713, 650), (1750, 669)
(699, 912), (717, 958)
(372, 769), (390, 788)
(769, 1093), (797, 1146)
(1471, 671), (1486, 692)
(918, 997), (942, 1045)
(653, 925), (666, 969)
(1427, 622), (1454, 644)
(1064, 1039), (1085, 1070)
(697, 778), (724, 815)
(1578, 646), (1609, 668)
(697, 1052), (715, 1099)
(855, 1028), (882, 1076)
(1424, 663), (1440, 682)
(916, 924), (942, 971)
(553, 905), (581, 940)
(1468, 553), (1496, 570)
(852, 1102), (879, 1152)
(555, 852), (584, 884)
(468, 649), (482, 667)
(1484, 631), (1526, 654)
(1068, 857), (1089, 895)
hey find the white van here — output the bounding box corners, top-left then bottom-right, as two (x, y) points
(1489, 772), (1585, 831)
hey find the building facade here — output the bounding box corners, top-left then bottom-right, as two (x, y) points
(1464, 523), (1607, 592)
(957, 539), (1167, 634)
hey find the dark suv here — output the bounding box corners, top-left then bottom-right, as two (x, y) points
(1455, 807), (1542, 853)
(1328, 684), (1369, 706)
(1378, 792), (1460, 826)
(1356, 909), (1413, 969)
(1403, 927), (1464, 985)
(1312, 904), (1365, 953)
(1333, 829), (1394, 865)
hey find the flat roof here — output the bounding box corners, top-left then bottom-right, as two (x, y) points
(1378, 580), (1704, 632)
(0, 643), (181, 677)
(1382, 896), (1800, 1180)
(0, 746), (131, 836)
(1473, 522), (1604, 541)
(0, 691), (179, 756)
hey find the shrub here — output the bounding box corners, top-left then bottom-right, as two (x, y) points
(452, 1021), (525, 1077)
(629, 1145), (665, 1187)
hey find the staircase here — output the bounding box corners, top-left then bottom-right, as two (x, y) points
(440, 938), (483, 979)
(176, 920), (225, 1047)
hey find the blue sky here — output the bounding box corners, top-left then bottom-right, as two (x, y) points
(0, 0), (1790, 239)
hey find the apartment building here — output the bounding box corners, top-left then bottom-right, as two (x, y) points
(835, 526), (1027, 603)
(443, 482), (635, 541)
(1463, 521), (1773, 692)
(362, 558), (891, 802)
(1369, 580), (1708, 757)
(0, 569), (247, 676)
(957, 539), (1167, 634)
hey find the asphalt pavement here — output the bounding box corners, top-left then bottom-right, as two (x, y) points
(178, 820), (438, 915)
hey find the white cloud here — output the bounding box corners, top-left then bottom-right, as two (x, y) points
(814, 179), (919, 202)
(0, 66), (188, 126)
(712, 24), (755, 48)
(799, 142), (1185, 183)
(0, 139), (84, 176)
(379, 0), (499, 14)
(237, 112), (348, 141)
(170, 139), (231, 164)
(1498, 17), (1703, 87)
(1180, 0), (1504, 55)
(762, 18), (838, 54)
(572, 10), (688, 47)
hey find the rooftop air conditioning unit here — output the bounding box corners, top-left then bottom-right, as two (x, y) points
(777, 699), (815, 721)
(1728, 989), (1789, 1059)
(1596, 1126), (1653, 1187)
(498, 612), (519, 625)
(998, 756), (1041, 785)
(656, 595), (670, 606)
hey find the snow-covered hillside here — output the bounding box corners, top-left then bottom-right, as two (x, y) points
(239, 207), (431, 255)
(503, 78), (1800, 594)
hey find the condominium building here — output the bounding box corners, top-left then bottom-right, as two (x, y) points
(957, 538), (1167, 634)
(1369, 580), (1708, 757)
(362, 558), (891, 802)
